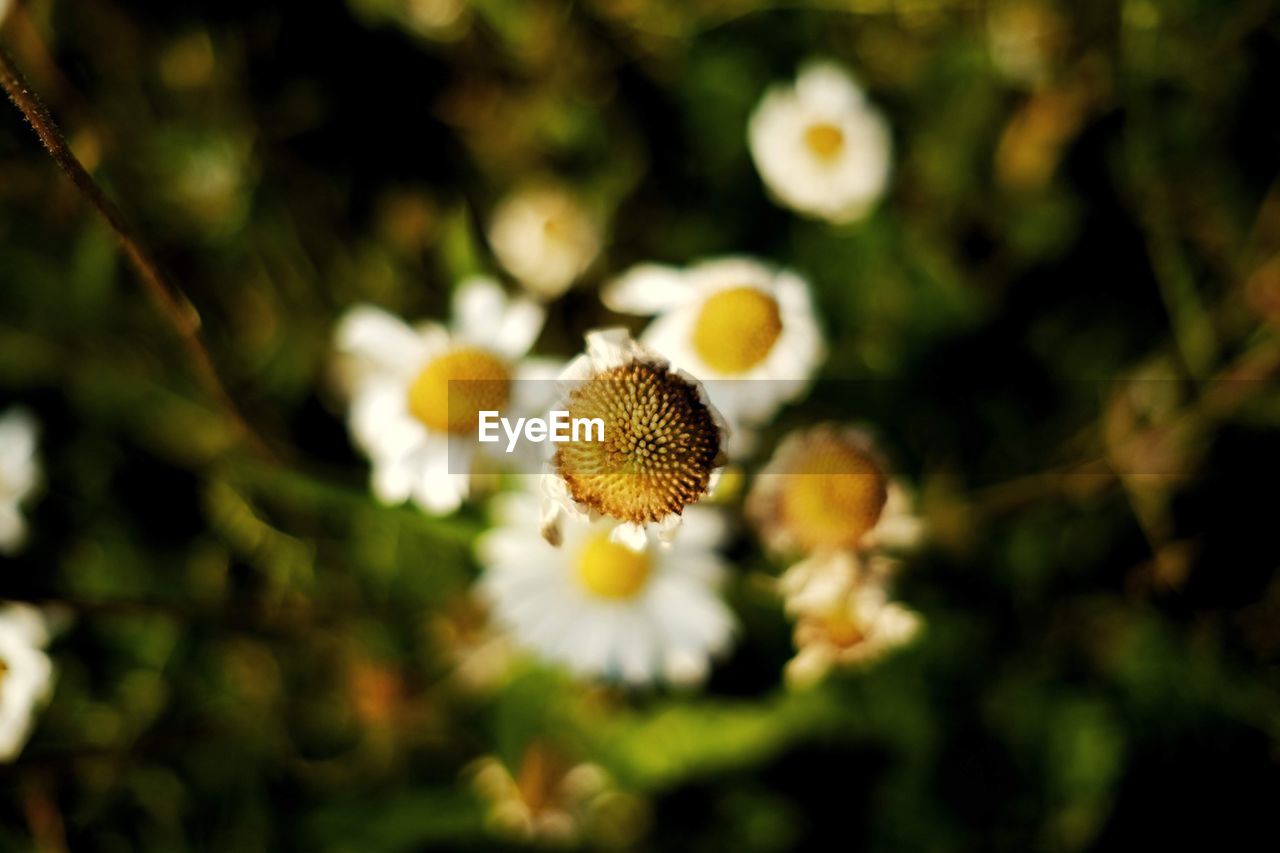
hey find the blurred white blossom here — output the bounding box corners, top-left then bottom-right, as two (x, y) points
(749, 62), (892, 224)
(488, 183), (602, 300)
(0, 602), (55, 763)
(0, 408), (39, 555)
(333, 278), (557, 514)
(604, 256), (825, 452)
(478, 488), (736, 686)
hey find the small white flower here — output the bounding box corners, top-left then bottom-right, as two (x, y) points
(0, 602), (55, 762)
(0, 408), (40, 555)
(539, 328), (729, 549)
(488, 183), (602, 300)
(779, 551), (921, 688)
(747, 424), (922, 557)
(478, 488), (736, 686)
(748, 61), (892, 224)
(334, 277), (556, 514)
(603, 257), (825, 442)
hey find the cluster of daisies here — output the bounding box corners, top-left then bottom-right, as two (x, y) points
(334, 61), (922, 694)
(0, 61), (913, 776)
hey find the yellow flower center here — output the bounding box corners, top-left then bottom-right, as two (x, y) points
(690, 287), (783, 375)
(576, 533), (652, 599)
(804, 122), (845, 161)
(819, 607), (867, 649)
(407, 347), (511, 434)
(0, 656), (8, 688)
(555, 361), (721, 525)
(780, 436), (888, 552)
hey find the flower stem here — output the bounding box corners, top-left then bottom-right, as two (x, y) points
(0, 46), (273, 460)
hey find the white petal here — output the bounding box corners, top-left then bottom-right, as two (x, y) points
(452, 277), (508, 342)
(335, 305), (432, 377)
(494, 299), (546, 359)
(609, 522), (650, 551)
(602, 264), (690, 315)
(796, 61), (865, 113)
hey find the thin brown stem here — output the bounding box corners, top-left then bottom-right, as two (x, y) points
(0, 46), (273, 460)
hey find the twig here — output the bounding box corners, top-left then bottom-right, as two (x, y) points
(0, 46), (273, 460)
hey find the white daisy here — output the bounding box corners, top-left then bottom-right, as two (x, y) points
(746, 424), (922, 558)
(488, 182), (602, 300)
(602, 257), (825, 439)
(0, 408), (40, 555)
(539, 328), (729, 549)
(748, 61), (892, 224)
(0, 602), (55, 762)
(478, 488), (736, 686)
(334, 277), (554, 514)
(779, 551), (921, 688)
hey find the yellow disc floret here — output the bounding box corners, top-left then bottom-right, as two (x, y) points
(576, 533), (653, 599)
(408, 347), (510, 434)
(804, 122), (845, 161)
(779, 434), (888, 552)
(690, 286), (783, 375)
(555, 360), (721, 525)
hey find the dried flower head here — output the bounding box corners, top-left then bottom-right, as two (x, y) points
(542, 329), (728, 549)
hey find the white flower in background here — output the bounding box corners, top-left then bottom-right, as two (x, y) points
(488, 182), (602, 300)
(779, 551), (921, 688)
(0, 408), (40, 555)
(748, 61), (892, 224)
(334, 277), (556, 514)
(603, 257), (825, 443)
(540, 328), (728, 549)
(478, 488), (736, 686)
(0, 602), (55, 762)
(746, 424), (921, 557)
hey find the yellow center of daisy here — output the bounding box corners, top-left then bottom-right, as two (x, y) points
(780, 436), (888, 552)
(0, 656), (8, 688)
(576, 533), (652, 599)
(690, 287), (783, 374)
(555, 361), (721, 525)
(804, 122), (845, 161)
(407, 347), (511, 434)
(820, 608), (867, 649)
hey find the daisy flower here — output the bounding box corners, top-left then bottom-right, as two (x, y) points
(334, 277), (554, 514)
(0, 602), (55, 762)
(746, 424), (921, 557)
(0, 408), (40, 555)
(779, 551), (921, 688)
(602, 257), (825, 439)
(488, 182), (602, 300)
(540, 328), (729, 549)
(748, 61), (892, 224)
(478, 488), (736, 686)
